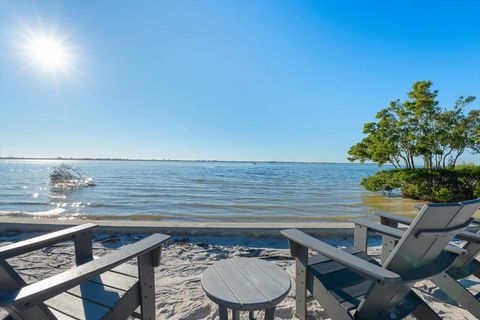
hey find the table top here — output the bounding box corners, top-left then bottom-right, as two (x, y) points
(201, 257), (291, 310)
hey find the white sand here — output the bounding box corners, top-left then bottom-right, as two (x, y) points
(0, 233), (478, 319)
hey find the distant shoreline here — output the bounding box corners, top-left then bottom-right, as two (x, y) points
(0, 156), (377, 165)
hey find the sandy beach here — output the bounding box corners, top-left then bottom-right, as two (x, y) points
(0, 231), (477, 320)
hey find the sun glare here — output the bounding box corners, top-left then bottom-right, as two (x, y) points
(27, 36), (69, 70)
(14, 23), (78, 78)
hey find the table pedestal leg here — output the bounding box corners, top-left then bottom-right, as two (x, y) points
(219, 305), (228, 320)
(249, 310), (255, 319)
(265, 307), (275, 320)
(232, 309), (240, 320)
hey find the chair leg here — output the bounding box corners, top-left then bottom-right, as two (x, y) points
(310, 277), (353, 320)
(232, 309), (240, 320)
(74, 229), (93, 264)
(472, 263), (480, 279)
(381, 236), (397, 264)
(218, 305), (228, 320)
(138, 253), (156, 320)
(295, 246), (308, 320)
(432, 272), (480, 319)
(265, 307), (275, 320)
(353, 225), (368, 252)
(411, 299), (441, 320)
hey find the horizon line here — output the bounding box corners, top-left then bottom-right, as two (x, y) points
(0, 156), (375, 165)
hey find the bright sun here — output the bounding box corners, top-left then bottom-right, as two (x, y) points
(15, 25), (77, 77)
(27, 36), (69, 70)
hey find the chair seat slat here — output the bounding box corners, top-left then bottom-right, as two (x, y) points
(110, 263), (138, 279)
(67, 279), (126, 310)
(88, 270), (138, 292)
(48, 308), (77, 320)
(307, 249), (382, 302)
(45, 292), (111, 320)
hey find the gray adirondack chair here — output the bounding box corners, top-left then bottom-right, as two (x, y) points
(282, 200), (479, 320)
(353, 199), (480, 318)
(0, 223), (170, 320)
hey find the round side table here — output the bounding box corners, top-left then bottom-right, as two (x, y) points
(202, 257), (291, 320)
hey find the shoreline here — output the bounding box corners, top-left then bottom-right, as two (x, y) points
(0, 217), (354, 237)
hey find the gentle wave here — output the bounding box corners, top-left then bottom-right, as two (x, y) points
(0, 201), (50, 206)
(0, 160), (424, 222)
(0, 208), (66, 218)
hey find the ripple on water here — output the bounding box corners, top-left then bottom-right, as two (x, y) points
(0, 160), (427, 221)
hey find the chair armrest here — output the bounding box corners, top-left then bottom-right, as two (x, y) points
(0, 224), (97, 259)
(374, 211), (413, 226)
(353, 218), (405, 239)
(471, 219), (480, 225)
(0, 233), (170, 310)
(456, 231), (480, 244)
(352, 219), (467, 256)
(467, 219), (480, 233)
(281, 229), (400, 284)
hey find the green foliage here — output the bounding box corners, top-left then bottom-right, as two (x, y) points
(361, 165), (480, 202)
(348, 81), (479, 169)
(360, 170), (402, 193)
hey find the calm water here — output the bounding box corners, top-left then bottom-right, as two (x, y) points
(0, 160), (423, 222)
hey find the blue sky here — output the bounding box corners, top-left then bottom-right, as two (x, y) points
(0, 1), (479, 162)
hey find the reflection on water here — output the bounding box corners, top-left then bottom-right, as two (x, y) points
(0, 160), (431, 222)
